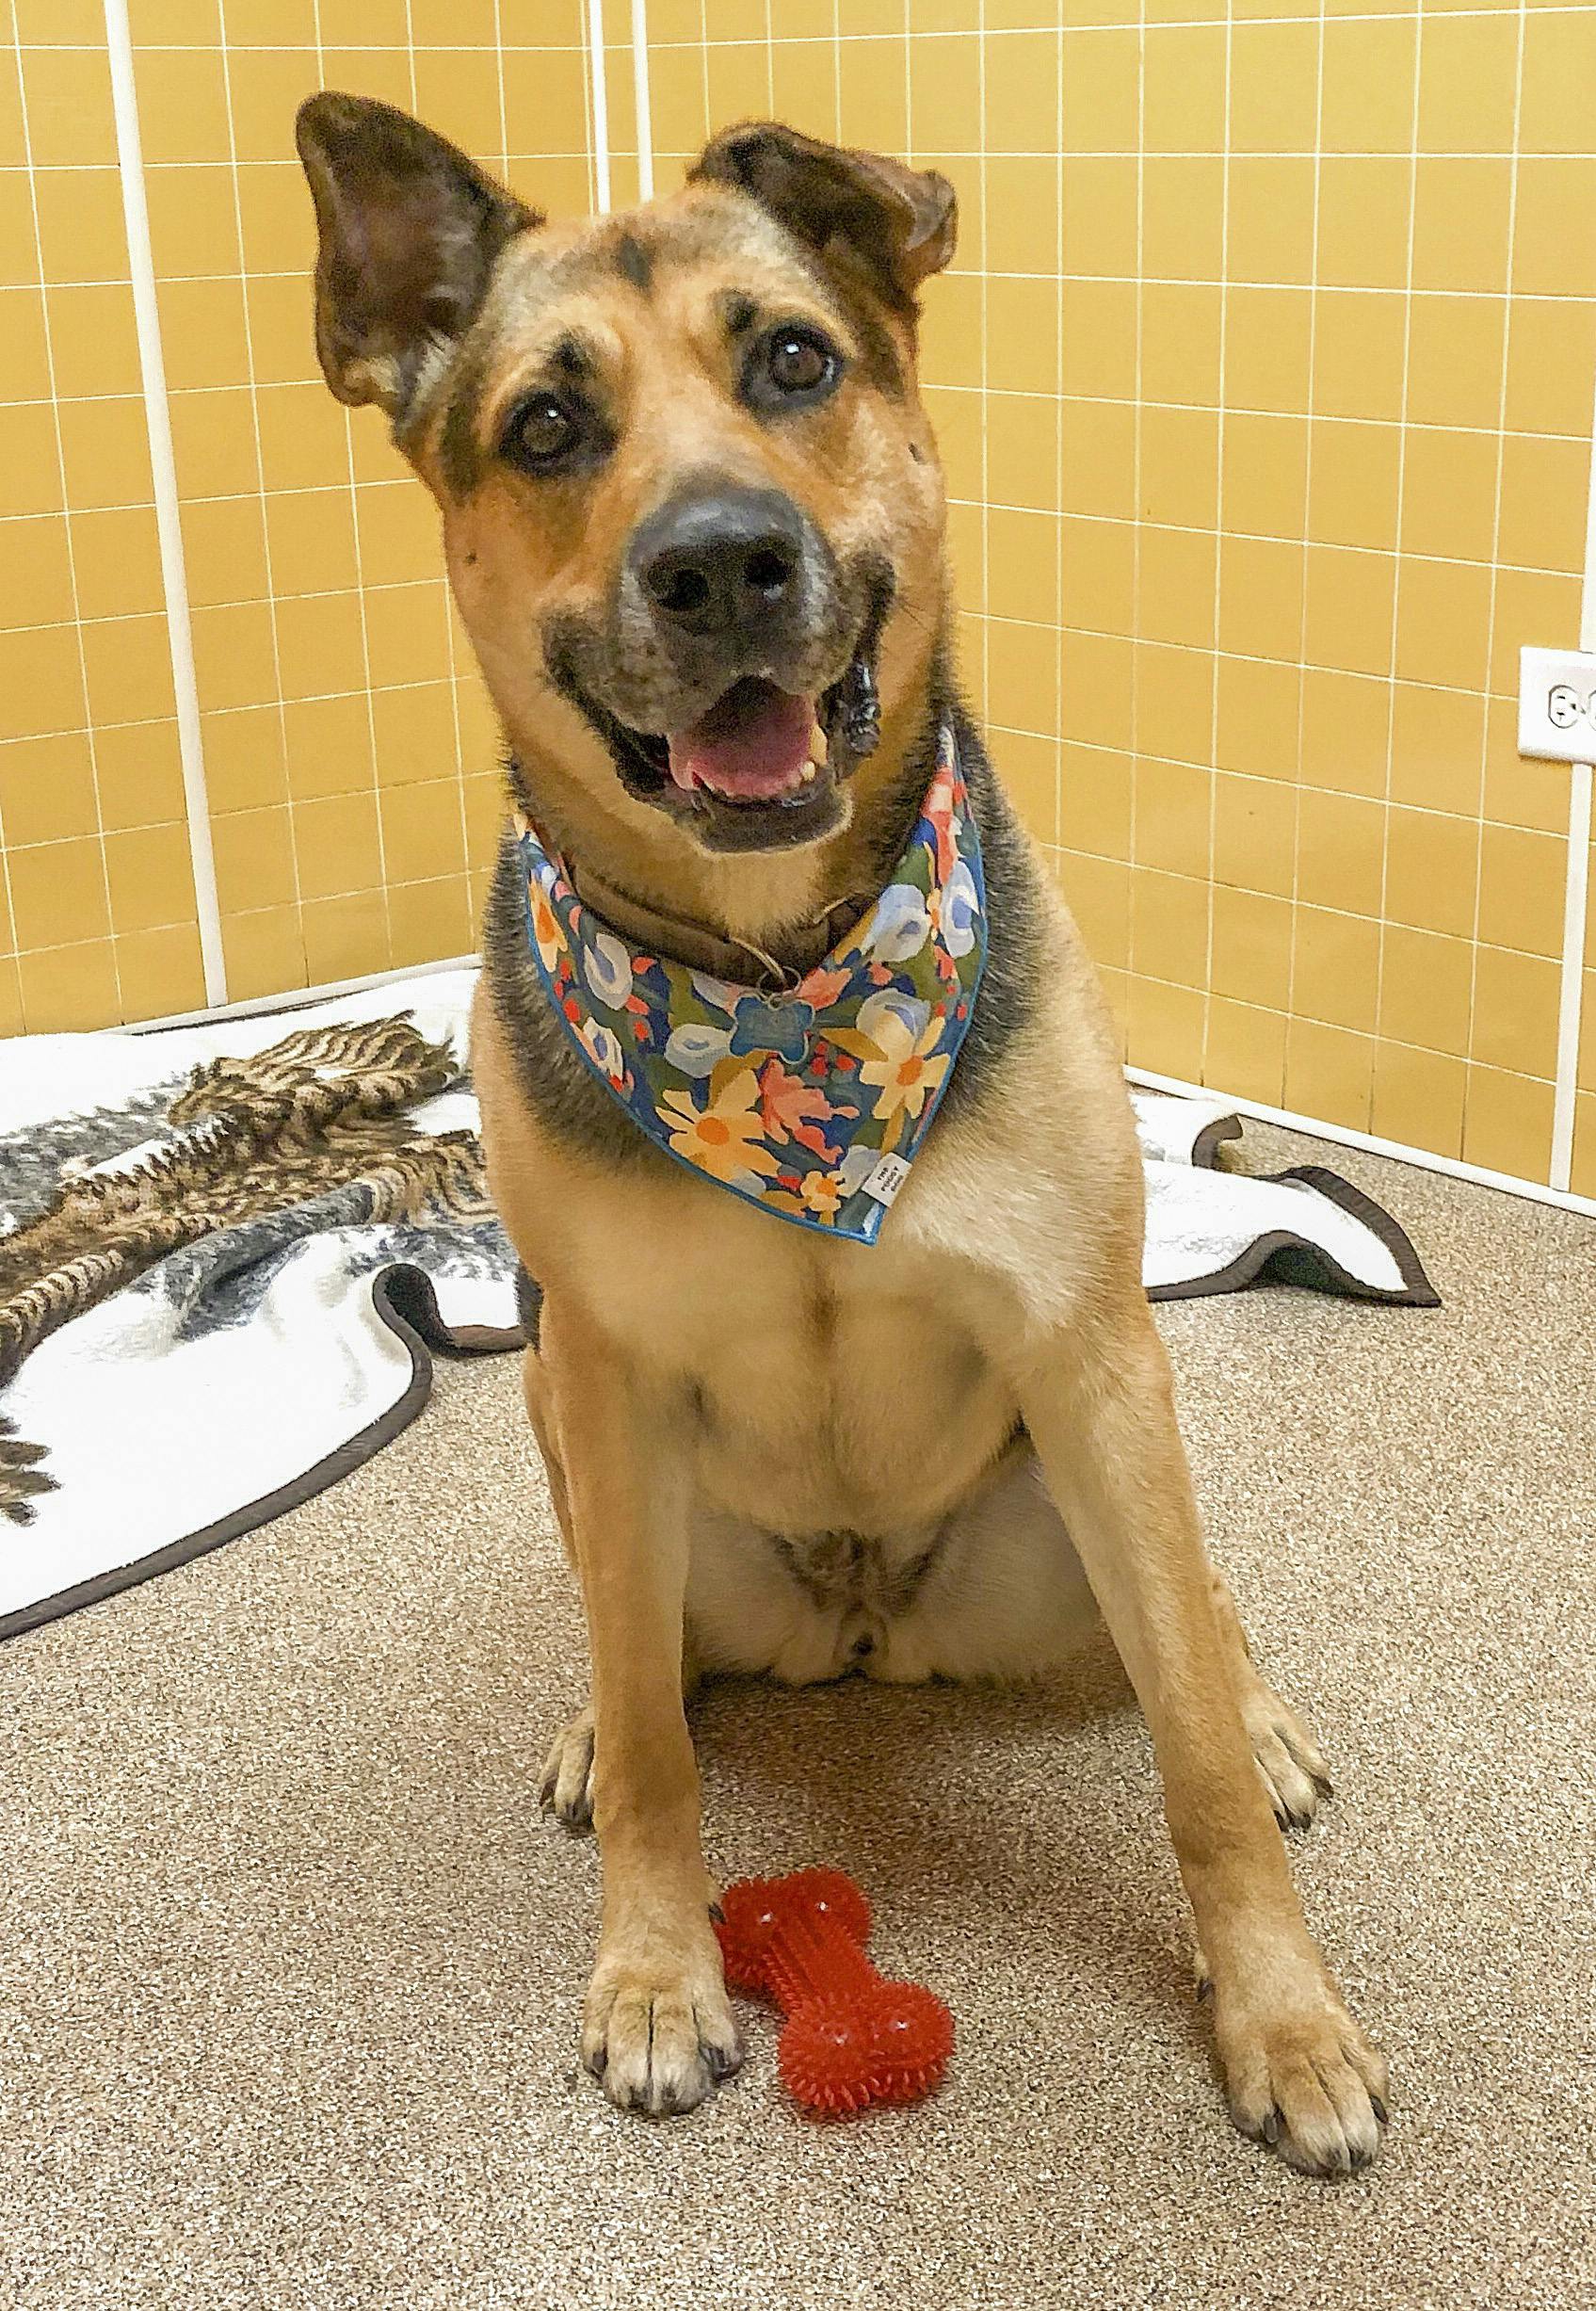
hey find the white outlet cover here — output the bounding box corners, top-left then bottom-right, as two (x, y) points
(1519, 645), (1596, 765)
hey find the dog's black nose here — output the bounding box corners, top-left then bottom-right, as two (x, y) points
(633, 487), (806, 638)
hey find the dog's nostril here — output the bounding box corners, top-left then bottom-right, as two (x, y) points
(650, 562), (711, 619)
(745, 546), (793, 597)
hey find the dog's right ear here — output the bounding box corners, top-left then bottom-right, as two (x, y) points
(295, 91), (536, 416)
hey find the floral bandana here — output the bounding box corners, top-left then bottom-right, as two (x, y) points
(512, 727), (988, 1244)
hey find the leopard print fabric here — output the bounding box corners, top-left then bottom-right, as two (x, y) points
(0, 1016), (487, 1430)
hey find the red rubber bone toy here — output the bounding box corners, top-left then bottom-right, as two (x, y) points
(715, 1867), (954, 2115)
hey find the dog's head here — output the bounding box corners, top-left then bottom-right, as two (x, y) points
(296, 95), (956, 858)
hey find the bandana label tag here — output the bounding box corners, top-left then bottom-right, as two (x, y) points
(861, 1152), (911, 1207)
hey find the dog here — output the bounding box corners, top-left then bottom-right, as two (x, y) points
(297, 93), (1388, 2174)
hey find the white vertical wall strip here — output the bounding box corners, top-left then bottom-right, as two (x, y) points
(586, 0), (612, 215)
(1549, 373), (1596, 1192)
(102, 0), (226, 1009)
(1553, 764), (1592, 1188)
(630, 0), (653, 202)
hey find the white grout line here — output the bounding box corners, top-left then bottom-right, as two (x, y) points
(1282, 0), (1329, 1085)
(1128, 1065), (1596, 1220)
(1463, 1), (1526, 1174)
(215, 9), (305, 975)
(586, 0), (612, 215)
(1052, 28), (1064, 872)
(398, 11), (475, 951)
(1199, 1), (1233, 1081)
(1548, 358), (1596, 1190)
(492, 0), (510, 182)
(310, 0), (394, 975)
(1368, 11), (1425, 1144)
(101, 0), (225, 1009)
(976, 0), (990, 739)
(630, 0), (653, 202)
(1126, 0), (1144, 983)
(17, 13), (1596, 40)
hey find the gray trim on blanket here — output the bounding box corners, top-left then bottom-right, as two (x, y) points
(0, 1269), (521, 1643)
(1148, 1167), (1439, 1306)
(1153, 1134), (1441, 1308)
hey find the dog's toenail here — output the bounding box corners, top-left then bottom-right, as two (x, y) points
(1371, 2095), (1388, 2125)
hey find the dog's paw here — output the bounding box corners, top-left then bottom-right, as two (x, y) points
(539, 1705), (595, 1828)
(581, 1929), (742, 2117)
(1216, 1977), (1389, 2176)
(1241, 1684), (1334, 1832)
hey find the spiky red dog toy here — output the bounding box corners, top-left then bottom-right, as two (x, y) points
(715, 1867), (954, 2115)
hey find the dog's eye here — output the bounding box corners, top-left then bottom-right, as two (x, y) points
(503, 394), (581, 472)
(747, 326), (842, 412)
(769, 331), (830, 394)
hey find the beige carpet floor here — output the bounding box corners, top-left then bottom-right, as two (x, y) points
(2, 1123), (1592, 2311)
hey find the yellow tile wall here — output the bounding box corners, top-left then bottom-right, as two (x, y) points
(2, 0), (1591, 1204)
(644, 0), (1595, 1195)
(1, 2), (202, 1029)
(0, 0), (592, 1032)
(133, 0), (592, 1004)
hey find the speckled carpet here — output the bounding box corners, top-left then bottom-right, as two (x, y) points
(2, 1123), (1591, 2311)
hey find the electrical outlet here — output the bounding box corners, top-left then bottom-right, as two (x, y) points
(1519, 646), (1596, 764)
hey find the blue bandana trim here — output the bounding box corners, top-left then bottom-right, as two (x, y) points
(513, 726), (986, 1244)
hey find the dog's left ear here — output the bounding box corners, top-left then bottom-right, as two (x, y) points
(296, 90), (537, 416)
(691, 122), (956, 317)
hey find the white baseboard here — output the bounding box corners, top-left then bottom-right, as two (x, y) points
(121, 954), (480, 1037)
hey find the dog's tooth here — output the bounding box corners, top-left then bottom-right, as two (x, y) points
(798, 760), (816, 784)
(809, 722), (829, 768)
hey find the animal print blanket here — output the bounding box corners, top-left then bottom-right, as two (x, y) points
(0, 967), (1433, 1640)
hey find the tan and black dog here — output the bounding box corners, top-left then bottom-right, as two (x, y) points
(297, 93), (1389, 2174)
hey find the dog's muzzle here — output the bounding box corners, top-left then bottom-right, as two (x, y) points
(543, 490), (890, 855)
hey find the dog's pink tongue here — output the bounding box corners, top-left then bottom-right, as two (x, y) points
(668, 685), (814, 799)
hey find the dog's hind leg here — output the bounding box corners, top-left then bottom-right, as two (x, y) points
(539, 1699), (598, 1827)
(522, 1333), (575, 1575)
(1209, 1574), (1334, 1833)
(539, 1656), (704, 1832)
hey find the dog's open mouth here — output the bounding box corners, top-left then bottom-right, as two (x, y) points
(605, 677), (836, 809)
(667, 678), (825, 805)
(551, 570), (890, 851)
(591, 672), (864, 851)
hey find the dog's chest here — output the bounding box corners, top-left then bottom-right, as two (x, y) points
(580, 1204), (1020, 1534)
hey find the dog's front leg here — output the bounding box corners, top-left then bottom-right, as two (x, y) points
(540, 1293), (740, 2115)
(1018, 1290), (1389, 2175)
